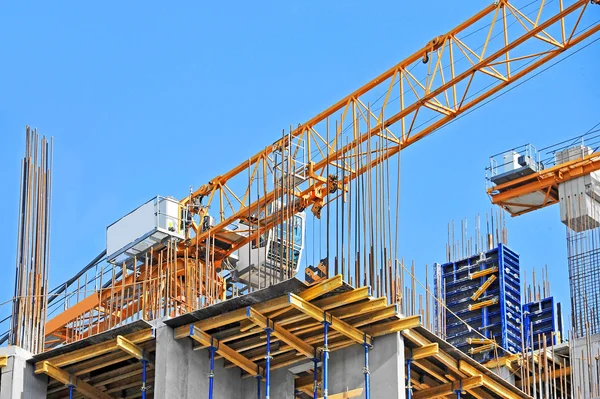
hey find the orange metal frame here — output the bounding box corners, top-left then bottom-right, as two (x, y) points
(489, 151), (600, 216)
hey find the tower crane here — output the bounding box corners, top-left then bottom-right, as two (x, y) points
(42, 0), (600, 348)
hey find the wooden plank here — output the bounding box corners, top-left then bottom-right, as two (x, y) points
(468, 297), (498, 311)
(412, 376), (483, 399)
(287, 293), (372, 346)
(402, 330), (462, 375)
(245, 307), (315, 358)
(365, 315), (421, 337)
(35, 328), (154, 370)
(190, 325), (264, 377)
(469, 267), (498, 280)
(411, 343), (439, 360)
(45, 293), (99, 336)
(0, 356), (6, 368)
(318, 388), (363, 399)
(459, 360), (523, 399)
(240, 275), (344, 332)
(471, 275), (497, 301)
(175, 295), (292, 339)
(37, 361), (113, 399)
(116, 335), (145, 361)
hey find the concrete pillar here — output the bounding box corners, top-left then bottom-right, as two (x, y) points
(490, 365), (515, 386)
(0, 346), (47, 399)
(328, 332), (406, 399)
(153, 322), (295, 398)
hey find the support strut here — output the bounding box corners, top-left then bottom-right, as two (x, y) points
(265, 325), (273, 399)
(256, 375), (262, 399)
(313, 357), (319, 399)
(407, 349), (413, 399)
(363, 334), (371, 399)
(141, 359), (148, 399)
(68, 384), (74, 399)
(208, 339), (217, 399)
(322, 320), (331, 399)
(454, 380), (463, 399)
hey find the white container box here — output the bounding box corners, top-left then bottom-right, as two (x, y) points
(106, 196), (185, 263)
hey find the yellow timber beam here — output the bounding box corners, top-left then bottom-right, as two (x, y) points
(177, 275), (344, 339)
(116, 335), (146, 361)
(459, 360), (523, 399)
(269, 275), (343, 320)
(468, 297), (498, 311)
(239, 275), (345, 332)
(35, 361), (113, 399)
(245, 307), (315, 358)
(411, 343), (439, 360)
(469, 267), (498, 280)
(189, 325), (264, 378)
(35, 328), (154, 370)
(412, 376), (483, 399)
(468, 344), (495, 355)
(287, 293), (372, 346)
(318, 388), (363, 399)
(0, 356), (7, 368)
(364, 315), (422, 337)
(471, 275), (497, 301)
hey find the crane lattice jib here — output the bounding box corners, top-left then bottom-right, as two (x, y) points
(182, 0), (600, 263)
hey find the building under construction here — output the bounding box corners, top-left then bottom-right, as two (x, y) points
(2, 1), (600, 398)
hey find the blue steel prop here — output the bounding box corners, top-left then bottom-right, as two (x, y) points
(407, 349), (413, 399)
(265, 323), (273, 399)
(322, 318), (331, 399)
(313, 357), (319, 399)
(141, 358), (149, 399)
(208, 337), (217, 399)
(363, 333), (371, 399)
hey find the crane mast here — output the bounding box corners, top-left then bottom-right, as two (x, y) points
(44, 0), (600, 348)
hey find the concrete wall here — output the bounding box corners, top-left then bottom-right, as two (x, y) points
(328, 332), (406, 399)
(571, 333), (600, 399)
(153, 322), (295, 399)
(0, 346), (47, 399)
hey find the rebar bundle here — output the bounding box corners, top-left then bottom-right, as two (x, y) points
(10, 127), (53, 354)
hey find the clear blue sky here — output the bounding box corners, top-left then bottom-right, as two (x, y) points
(0, 1), (598, 333)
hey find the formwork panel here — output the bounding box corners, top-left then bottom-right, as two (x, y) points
(435, 244), (522, 361)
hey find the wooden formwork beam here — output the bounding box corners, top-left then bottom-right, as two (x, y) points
(35, 328), (154, 370)
(459, 360), (524, 399)
(364, 315), (421, 337)
(178, 275), (344, 338)
(239, 275), (345, 332)
(116, 335), (146, 361)
(189, 325), (264, 378)
(318, 388), (363, 399)
(287, 293), (372, 346)
(36, 361), (113, 399)
(411, 343), (439, 360)
(412, 376), (483, 399)
(245, 307), (315, 358)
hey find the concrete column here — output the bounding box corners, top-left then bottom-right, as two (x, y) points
(328, 332), (406, 399)
(491, 365), (515, 386)
(0, 346), (47, 399)
(153, 322), (295, 398)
